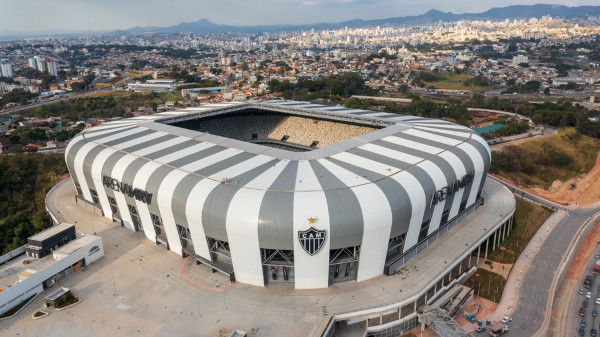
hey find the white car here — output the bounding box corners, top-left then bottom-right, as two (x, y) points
(588, 292), (593, 299)
(596, 297), (600, 305)
(501, 316), (511, 324)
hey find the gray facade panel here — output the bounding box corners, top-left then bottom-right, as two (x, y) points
(65, 137), (88, 188)
(428, 156), (457, 214)
(121, 134), (177, 154)
(145, 166), (175, 217)
(81, 144), (106, 200)
(325, 158), (412, 240)
(466, 138), (490, 198)
(194, 152), (256, 178)
(102, 129), (156, 147)
(309, 160), (364, 249)
(257, 161), (298, 249)
(371, 139), (434, 159)
(202, 159), (279, 241)
(144, 139), (201, 161)
(100, 151), (128, 208)
(121, 158), (152, 208)
(84, 126), (138, 140)
(171, 174), (202, 229)
(447, 147), (476, 208)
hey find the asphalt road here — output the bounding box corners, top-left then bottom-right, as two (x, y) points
(567, 239), (600, 337)
(507, 204), (600, 336)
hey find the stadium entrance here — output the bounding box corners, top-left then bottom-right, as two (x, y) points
(329, 246), (359, 284)
(262, 249), (294, 286)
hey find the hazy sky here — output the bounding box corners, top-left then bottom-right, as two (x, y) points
(2, 0), (599, 32)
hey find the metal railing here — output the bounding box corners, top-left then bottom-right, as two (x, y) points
(419, 306), (474, 337)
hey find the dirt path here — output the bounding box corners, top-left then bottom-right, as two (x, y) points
(491, 153), (600, 206)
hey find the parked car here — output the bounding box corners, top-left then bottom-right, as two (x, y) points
(476, 326), (485, 333)
(501, 316), (511, 324)
(582, 319), (587, 327)
(580, 328), (585, 336)
(584, 299), (589, 307)
(484, 260), (493, 266)
(596, 297), (600, 305)
(591, 328), (597, 337)
(587, 292), (592, 299)
(580, 307), (586, 317)
(580, 288), (585, 295)
(596, 252), (600, 258)
(594, 309), (598, 317)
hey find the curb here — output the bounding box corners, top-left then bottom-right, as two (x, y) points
(32, 310), (49, 320)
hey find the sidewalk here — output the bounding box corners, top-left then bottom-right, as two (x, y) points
(489, 210), (567, 321)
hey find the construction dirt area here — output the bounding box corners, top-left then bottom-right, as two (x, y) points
(491, 153), (600, 207)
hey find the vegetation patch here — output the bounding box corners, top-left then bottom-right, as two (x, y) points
(490, 128), (600, 188)
(0, 294), (36, 318)
(487, 198), (552, 264)
(464, 268), (506, 303)
(414, 72), (492, 91)
(16, 92), (172, 120)
(0, 153), (68, 253)
(55, 292), (79, 309)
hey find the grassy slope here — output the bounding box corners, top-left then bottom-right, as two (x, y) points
(487, 198), (552, 264)
(491, 128), (600, 188)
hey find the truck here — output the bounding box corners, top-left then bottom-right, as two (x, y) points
(489, 323), (509, 336)
(585, 275), (593, 288)
(593, 260), (600, 275)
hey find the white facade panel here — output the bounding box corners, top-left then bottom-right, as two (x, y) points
(91, 147), (119, 219)
(319, 159), (392, 282)
(110, 154), (139, 231)
(293, 161), (330, 289)
(226, 161), (290, 286)
(133, 161), (163, 241)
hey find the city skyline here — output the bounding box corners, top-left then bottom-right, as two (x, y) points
(2, 0), (599, 34)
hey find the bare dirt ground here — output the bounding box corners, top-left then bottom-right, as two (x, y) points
(491, 153), (600, 206)
(548, 219), (600, 337)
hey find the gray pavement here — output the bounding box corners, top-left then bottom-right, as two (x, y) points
(0, 177), (515, 337)
(506, 204), (600, 336)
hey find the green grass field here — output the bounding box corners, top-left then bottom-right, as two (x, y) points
(422, 72), (491, 92)
(464, 268), (506, 303)
(487, 198), (552, 264)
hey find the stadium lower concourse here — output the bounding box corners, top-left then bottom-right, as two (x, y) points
(65, 100), (498, 290)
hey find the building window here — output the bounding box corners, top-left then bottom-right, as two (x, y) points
(387, 233), (406, 259)
(74, 183), (83, 195)
(418, 220), (431, 243)
(176, 224), (193, 249)
(89, 189), (100, 204)
(108, 196), (118, 215)
(441, 209), (450, 225)
(150, 213), (164, 235)
(127, 204), (141, 231)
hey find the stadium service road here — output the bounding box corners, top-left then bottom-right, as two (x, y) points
(0, 176), (516, 337)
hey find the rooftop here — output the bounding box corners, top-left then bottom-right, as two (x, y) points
(27, 223), (74, 243)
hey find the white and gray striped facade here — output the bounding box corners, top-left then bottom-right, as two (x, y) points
(64, 101), (491, 289)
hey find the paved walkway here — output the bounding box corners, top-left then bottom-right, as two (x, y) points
(489, 210), (566, 321)
(0, 177), (514, 337)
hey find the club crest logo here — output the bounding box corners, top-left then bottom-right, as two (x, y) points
(298, 220), (326, 256)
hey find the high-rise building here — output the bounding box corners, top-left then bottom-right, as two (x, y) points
(45, 60), (58, 77)
(0, 63), (13, 78)
(28, 57), (37, 70)
(35, 56), (45, 73)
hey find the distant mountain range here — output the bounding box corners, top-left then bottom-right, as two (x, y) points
(122, 4), (600, 34)
(2, 4), (600, 40)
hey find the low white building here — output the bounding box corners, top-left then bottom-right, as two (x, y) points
(0, 232), (103, 316)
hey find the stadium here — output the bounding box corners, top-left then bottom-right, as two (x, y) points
(65, 100), (491, 290)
